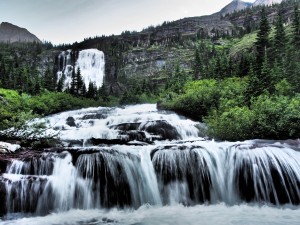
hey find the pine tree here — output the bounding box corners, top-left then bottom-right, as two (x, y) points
(57, 74), (65, 92)
(44, 66), (55, 91)
(86, 81), (96, 99)
(70, 68), (76, 95)
(255, 7), (271, 69)
(246, 63), (259, 105)
(81, 82), (87, 96)
(75, 67), (86, 96)
(0, 60), (6, 87)
(99, 83), (109, 102)
(193, 47), (202, 80)
(293, 4), (300, 47)
(259, 54), (273, 94)
(274, 6), (286, 59)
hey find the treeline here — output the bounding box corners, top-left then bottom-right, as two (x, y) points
(0, 42), (55, 95)
(161, 2), (300, 141)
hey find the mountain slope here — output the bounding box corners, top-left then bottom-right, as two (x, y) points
(219, 0), (252, 16)
(0, 22), (40, 43)
(253, 0), (283, 6)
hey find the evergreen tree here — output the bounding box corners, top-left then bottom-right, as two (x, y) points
(57, 75), (65, 92)
(81, 82), (87, 96)
(44, 66), (56, 91)
(86, 81), (97, 99)
(259, 54), (273, 94)
(274, 6), (286, 59)
(99, 83), (109, 102)
(75, 67), (86, 96)
(0, 60), (6, 87)
(293, 4), (300, 47)
(246, 63), (259, 104)
(193, 47), (202, 79)
(255, 7), (271, 69)
(70, 68), (76, 95)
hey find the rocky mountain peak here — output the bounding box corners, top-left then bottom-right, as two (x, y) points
(0, 22), (41, 43)
(219, 0), (252, 16)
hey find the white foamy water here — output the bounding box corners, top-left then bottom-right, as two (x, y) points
(1, 204), (300, 225)
(1, 104), (300, 223)
(38, 104), (201, 143)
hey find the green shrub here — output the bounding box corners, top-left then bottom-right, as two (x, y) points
(205, 106), (255, 141)
(251, 94), (300, 139)
(161, 79), (219, 120)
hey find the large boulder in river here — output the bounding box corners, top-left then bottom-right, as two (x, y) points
(140, 120), (181, 140)
(82, 113), (107, 120)
(66, 117), (76, 127)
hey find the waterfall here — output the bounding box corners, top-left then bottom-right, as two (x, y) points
(0, 104), (300, 221)
(56, 49), (105, 90)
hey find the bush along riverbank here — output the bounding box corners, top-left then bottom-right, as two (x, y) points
(0, 88), (119, 147)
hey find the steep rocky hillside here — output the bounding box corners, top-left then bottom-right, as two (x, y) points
(0, 22), (41, 43)
(0, 0), (297, 95)
(219, 0), (252, 16)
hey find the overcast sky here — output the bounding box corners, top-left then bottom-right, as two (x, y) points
(0, 0), (255, 45)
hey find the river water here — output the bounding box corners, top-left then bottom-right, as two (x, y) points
(0, 104), (299, 224)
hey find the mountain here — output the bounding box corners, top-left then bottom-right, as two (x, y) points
(219, 0), (252, 16)
(253, 0), (283, 6)
(0, 22), (40, 43)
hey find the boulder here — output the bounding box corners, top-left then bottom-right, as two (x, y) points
(82, 114), (107, 120)
(141, 120), (181, 140)
(66, 117), (76, 127)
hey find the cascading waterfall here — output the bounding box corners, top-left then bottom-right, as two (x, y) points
(56, 49), (105, 90)
(0, 104), (300, 224)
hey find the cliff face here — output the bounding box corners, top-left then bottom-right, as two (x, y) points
(75, 14), (235, 87)
(0, 22), (41, 43)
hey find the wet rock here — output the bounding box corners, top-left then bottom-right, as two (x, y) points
(119, 130), (147, 142)
(3, 176), (48, 214)
(75, 150), (140, 208)
(65, 139), (84, 147)
(82, 113), (107, 120)
(0, 179), (7, 216)
(236, 154), (300, 205)
(141, 120), (181, 140)
(151, 145), (211, 205)
(110, 122), (141, 131)
(66, 117), (76, 127)
(90, 137), (153, 146)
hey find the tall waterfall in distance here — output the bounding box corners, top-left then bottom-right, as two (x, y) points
(57, 49), (105, 90)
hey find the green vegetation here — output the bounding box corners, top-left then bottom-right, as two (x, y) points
(0, 88), (117, 144)
(1, 1), (300, 143)
(161, 3), (300, 141)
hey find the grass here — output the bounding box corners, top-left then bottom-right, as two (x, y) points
(229, 32), (257, 58)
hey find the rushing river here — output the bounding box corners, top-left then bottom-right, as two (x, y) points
(0, 104), (299, 224)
